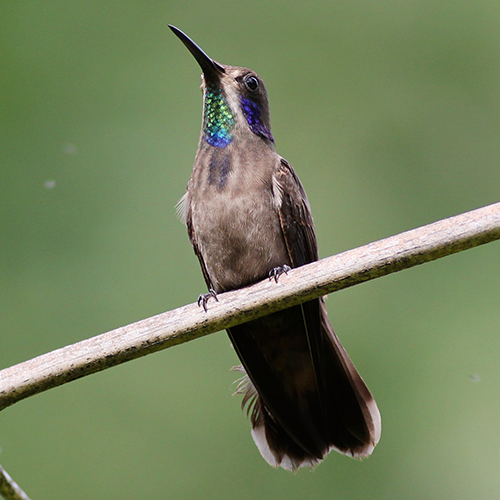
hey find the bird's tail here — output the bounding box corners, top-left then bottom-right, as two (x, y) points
(230, 300), (381, 471)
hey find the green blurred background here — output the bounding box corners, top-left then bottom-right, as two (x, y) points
(1, 1), (500, 498)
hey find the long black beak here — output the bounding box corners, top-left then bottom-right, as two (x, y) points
(169, 25), (225, 81)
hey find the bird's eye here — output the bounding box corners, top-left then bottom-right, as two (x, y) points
(244, 75), (259, 91)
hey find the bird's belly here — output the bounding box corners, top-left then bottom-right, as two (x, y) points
(191, 191), (289, 292)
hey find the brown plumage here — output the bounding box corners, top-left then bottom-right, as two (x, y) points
(170, 25), (381, 470)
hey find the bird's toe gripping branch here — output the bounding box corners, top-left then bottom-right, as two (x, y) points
(197, 288), (218, 312)
(268, 264), (291, 283)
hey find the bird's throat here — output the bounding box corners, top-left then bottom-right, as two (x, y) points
(203, 85), (235, 148)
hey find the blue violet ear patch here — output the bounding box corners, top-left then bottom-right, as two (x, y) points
(239, 97), (274, 142)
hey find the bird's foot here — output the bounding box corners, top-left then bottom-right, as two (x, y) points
(197, 288), (218, 312)
(268, 264), (291, 283)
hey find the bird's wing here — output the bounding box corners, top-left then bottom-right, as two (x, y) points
(273, 157), (381, 459)
(272, 157), (319, 267)
(183, 193), (214, 290)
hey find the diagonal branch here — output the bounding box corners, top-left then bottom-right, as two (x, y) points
(0, 465), (31, 500)
(1, 202), (499, 412)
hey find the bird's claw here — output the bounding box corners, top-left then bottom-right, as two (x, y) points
(197, 288), (218, 312)
(268, 264), (291, 283)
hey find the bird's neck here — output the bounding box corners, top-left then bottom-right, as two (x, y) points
(202, 85), (274, 148)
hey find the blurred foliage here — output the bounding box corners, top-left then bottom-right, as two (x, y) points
(1, 1), (500, 499)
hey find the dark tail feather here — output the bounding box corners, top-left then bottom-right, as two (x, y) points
(234, 367), (324, 470)
(317, 300), (381, 459)
(230, 299), (381, 471)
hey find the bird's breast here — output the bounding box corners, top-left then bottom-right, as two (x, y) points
(188, 146), (289, 292)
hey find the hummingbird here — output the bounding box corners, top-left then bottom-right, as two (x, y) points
(169, 25), (381, 471)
